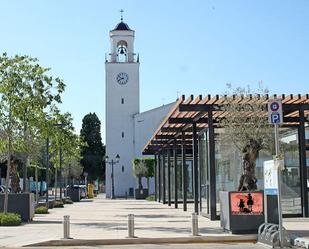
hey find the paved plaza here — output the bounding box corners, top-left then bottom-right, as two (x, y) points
(0, 194), (308, 247)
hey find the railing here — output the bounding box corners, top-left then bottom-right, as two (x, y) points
(105, 53), (139, 63)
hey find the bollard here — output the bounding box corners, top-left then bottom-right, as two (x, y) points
(192, 213), (199, 236)
(63, 215), (70, 239)
(128, 214), (135, 238)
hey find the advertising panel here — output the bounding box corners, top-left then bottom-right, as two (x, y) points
(230, 192), (264, 215)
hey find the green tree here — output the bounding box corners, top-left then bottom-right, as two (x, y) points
(80, 113), (105, 182)
(144, 158), (155, 190)
(48, 110), (84, 199)
(0, 53), (65, 213)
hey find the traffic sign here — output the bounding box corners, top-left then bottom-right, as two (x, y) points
(268, 99), (283, 124)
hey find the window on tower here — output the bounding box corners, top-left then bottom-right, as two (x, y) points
(121, 98), (124, 104)
(122, 131), (124, 138)
(117, 40), (128, 62)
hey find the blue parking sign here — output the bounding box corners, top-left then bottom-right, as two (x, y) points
(271, 112), (281, 124)
(268, 99), (283, 124)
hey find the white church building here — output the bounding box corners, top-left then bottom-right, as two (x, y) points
(105, 18), (174, 198)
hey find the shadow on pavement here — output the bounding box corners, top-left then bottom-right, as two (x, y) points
(30, 220), (63, 224)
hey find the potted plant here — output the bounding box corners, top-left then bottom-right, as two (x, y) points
(132, 158), (149, 199)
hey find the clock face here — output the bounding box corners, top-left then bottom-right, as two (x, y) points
(116, 72), (129, 85)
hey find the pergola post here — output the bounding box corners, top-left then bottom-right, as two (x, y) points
(208, 110), (217, 220)
(182, 131), (187, 211)
(192, 122), (199, 214)
(174, 139), (178, 208)
(167, 148), (171, 206)
(162, 149), (166, 204)
(299, 106), (308, 217)
(158, 152), (161, 202)
(154, 154), (158, 201)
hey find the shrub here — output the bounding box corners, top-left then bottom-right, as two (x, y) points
(0, 213), (22, 226)
(63, 199), (73, 204)
(146, 195), (155, 201)
(35, 206), (49, 214)
(54, 201), (64, 208)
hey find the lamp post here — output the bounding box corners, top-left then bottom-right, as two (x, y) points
(105, 154), (120, 199)
(45, 137), (50, 208)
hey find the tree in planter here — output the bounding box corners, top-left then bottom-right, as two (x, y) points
(219, 84), (274, 191)
(132, 158), (148, 190)
(144, 158), (155, 191)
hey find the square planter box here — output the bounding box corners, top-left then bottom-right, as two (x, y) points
(0, 193), (35, 222)
(220, 191), (264, 234)
(67, 187), (80, 202)
(135, 188), (149, 199)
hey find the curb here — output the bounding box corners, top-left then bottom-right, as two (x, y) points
(25, 235), (258, 247)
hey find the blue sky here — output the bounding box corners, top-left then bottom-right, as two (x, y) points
(1, 1), (308, 141)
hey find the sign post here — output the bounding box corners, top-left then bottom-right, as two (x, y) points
(267, 99), (284, 248)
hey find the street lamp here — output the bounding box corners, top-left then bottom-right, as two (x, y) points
(105, 154), (120, 199)
(53, 123), (65, 200)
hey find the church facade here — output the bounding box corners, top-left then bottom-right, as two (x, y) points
(105, 19), (174, 198)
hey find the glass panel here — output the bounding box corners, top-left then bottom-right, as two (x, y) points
(161, 157), (165, 202)
(213, 126), (303, 216)
(164, 156), (168, 201)
(280, 128), (302, 214)
(171, 159), (175, 201)
(215, 129), (245, 216)
(199, 131), (210, 215)
(177, 158), (183, 201)
(186, 160), (194, 201)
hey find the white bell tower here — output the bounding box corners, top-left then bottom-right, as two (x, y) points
(105, 14), (140, 198)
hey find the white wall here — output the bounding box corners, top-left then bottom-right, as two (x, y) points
(105, 62), (139, 197)
(133, 102), (175, 193)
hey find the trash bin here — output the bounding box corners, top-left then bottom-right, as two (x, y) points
(88, 184), (94, 198)
(67, 186), (80, 202)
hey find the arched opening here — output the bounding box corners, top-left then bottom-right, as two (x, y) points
(117, 40), (128, 62)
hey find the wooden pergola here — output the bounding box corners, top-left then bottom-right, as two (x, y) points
(142, 94), (309, 220)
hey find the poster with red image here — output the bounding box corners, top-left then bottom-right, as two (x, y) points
(230, 192), (263, 215)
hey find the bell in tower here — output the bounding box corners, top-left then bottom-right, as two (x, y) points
(107, 10), (136, 63)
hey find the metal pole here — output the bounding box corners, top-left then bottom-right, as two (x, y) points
(45, 137), (49, 208)
(191, 213), (199, 236)
(128, 214), (135, 238)
(154, 155), (157, 201)
(63, 215), (70, 239)
(299, 107), (308, 217)
(167, 149), (171, 206)
(208, 110), (216, 220)
(174, 140), (178, 208)
(111, 160), (115, 199)
(158, 153), (161, 202)
(182, 132), (187, 211)
(275, 124), (283, 247)
(162, 150), (166, 204)
(192, 122), (199, 214)
(35, 165), (39, 205)
(60, 146), (62, 200)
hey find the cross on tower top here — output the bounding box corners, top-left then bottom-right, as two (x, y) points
(120, 9), (124, 22)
